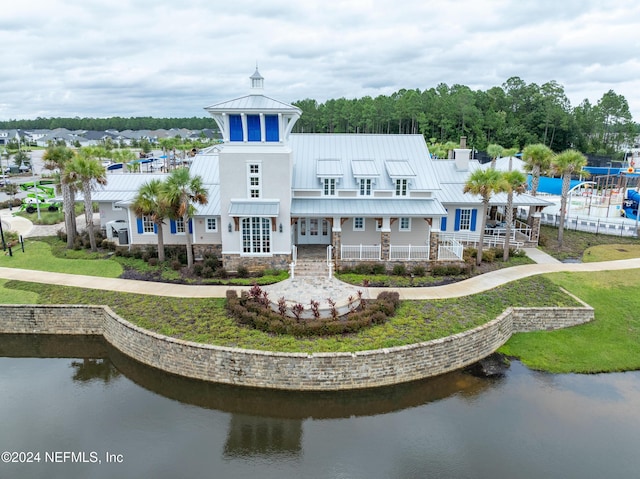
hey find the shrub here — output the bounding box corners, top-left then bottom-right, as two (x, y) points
(392, 264), (406, 276)
(237, 265), (250, 278)
(482, 249), (496, 263)
(203, 254), (220, 270)
(147, 258), (158, 267)
(412, 265), (426, 276)
(170, 259), (182, 271)
(354, 263), (373, 275)
(371, 263), (386, 275)
(214, 267), (228, 279)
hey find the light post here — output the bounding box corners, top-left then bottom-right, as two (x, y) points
(30, 153), (41, 220)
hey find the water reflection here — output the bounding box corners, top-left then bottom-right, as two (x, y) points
(0, 334), (497, 418)
(1, 334), (640, 479)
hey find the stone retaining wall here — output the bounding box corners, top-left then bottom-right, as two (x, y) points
(0, 303), (593, 391)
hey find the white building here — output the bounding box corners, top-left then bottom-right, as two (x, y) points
(92, 69), (550, 271)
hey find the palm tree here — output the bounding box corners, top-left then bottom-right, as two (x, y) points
(67, 150), (107, 252)
(463, 168), (508, 266)
(551, 149), (589, 247)
(132, 179), (170, 262)
(501, 170), (527, 261)
(522, 143), (554, 196)
(112, 148), (138, 173)
(162, 167), (208, 268)
(42, 145), (77, 248)
(487, 143), (504, 169)
(522, 143), (554, 217)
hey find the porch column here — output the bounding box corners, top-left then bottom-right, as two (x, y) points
(429, 229), (440, 261)
(529, 212), (542, 244)
(332, 216), (341, 266)
(380, 217), (391, 261)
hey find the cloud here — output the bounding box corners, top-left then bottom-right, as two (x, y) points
(0, 0), (638, 121)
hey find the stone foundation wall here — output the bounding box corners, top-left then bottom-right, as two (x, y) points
(0, 303), (593, 391)
(222, 254), (290, 272)
(193, 244), (222, 258)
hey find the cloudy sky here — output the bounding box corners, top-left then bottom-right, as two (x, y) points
(1, 0), (639, 122)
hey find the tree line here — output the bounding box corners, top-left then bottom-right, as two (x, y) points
(0, 116), (216, 132)
(2, 77), (637, 158)
(292, 77), (638, 158)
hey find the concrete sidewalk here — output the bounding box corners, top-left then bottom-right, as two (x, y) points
(1, 258), (639, 300)
(2, 211), (638, 301)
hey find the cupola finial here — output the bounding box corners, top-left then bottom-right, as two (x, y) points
(250, 65), (264, 93)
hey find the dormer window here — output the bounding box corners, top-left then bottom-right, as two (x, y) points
(351, 160), (379, 197)
(359, 178), (372, 196)
(385, 160), (415, 197)
(316, 159), (342, 195)
(395, 179), (408, 196)
(323, 178), (336, 196)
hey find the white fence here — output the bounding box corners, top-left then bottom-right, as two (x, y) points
(540, 213), (639, 237)
(341, 244), (381, 261)
(389, 244), (430, 260)
(438, 231), (523, 250)
(340, 243), (430, 261)
(438, 238), (464, 260)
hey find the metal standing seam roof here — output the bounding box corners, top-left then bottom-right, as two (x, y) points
(290, 134), (441, 192)
(204, 94), (302, 113)
(229, 200), (280, 217)
(291, 198), (447, 217)
(385, 160), (416, 178)
(316, 159), (343, 177)
(351, 159), (380, 177)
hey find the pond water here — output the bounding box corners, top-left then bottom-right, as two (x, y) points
(1, 334), (639, 479)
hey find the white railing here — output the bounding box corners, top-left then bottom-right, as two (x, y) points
(438, 238), (464, 260)
(439, 231), (523, 250)
(326, 244), (334, 279)
(341, 244), (381, 261)
(289, 245), (297, 279)
(389, 244), (430, 260)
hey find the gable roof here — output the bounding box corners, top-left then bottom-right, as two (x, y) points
(290, 134), (440, 191)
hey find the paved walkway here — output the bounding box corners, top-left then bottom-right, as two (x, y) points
(2, 209), (639, 301)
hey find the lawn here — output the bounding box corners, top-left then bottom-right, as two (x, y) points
(2, 275), (579, 353)
(539, 224), (639, 261)
(0, 239), (123, 277)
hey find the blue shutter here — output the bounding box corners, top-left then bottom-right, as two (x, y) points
(471, 209), (478, 232)
(265, 115), (279, 142)
(229, 114), (243, 141)
(188, 219), (193, 234)
(153, 223), (157, 234)
(136, 218), (143, 234)
(454, 209), (461, 231)
(247, 115), (261, 142)
(170, 219), (176, 234)
(440, 216), (447, 231)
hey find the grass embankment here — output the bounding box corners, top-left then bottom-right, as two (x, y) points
(1, 276), (578, 353)
(501, 228), (640, 372)
(539, 224), (640, 261)
(500, 270), (640, 373)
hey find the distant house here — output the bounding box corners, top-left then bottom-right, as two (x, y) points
(90, 69), (550, 271)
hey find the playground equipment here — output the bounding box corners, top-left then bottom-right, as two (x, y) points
(623, 190), (640, 220)
(18, 180), (60, 213)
